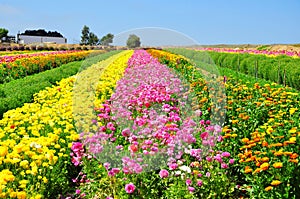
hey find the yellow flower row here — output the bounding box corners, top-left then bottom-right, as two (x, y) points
(73, 50), (133, 132)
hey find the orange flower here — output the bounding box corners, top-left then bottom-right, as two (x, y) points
(245, 166), (253, 173)
(271, 180), (281, 186)
(275, 143), (283, 147)
(273, 162), (283, 169)
(261, 157), (269, 162)
(254, 168), (262, 174)
(289, 159), (299, 164)
(274, 151), (283, 156)
(265, 186), (273, 191)
(290, 153), (298, 159)
(262, 141), (268, 147)
(284, 152), (293, 156)
(260, 162), (269, 171)
(242, 138), (249, 143)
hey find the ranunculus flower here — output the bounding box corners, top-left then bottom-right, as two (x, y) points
(186, 179), (192, 185)
(221, 152), (231, 157)
(159, 169), (169, 178)
(125, 183), (136, 194)
(188, 186), (195, 192)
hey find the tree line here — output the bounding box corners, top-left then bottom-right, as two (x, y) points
(80, 25), (141, 48)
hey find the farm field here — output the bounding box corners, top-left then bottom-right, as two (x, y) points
(0, 48), (299, 199)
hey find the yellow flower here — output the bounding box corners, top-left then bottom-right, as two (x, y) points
(271, 180), (281, 186)
(265, 186), (273, 191)
(289, 137), (296, 143)
(43, 177), (48, 183)
(273, 162), (283, 169)
(16, 191), (26, 199)
(260, 162), (269, 171)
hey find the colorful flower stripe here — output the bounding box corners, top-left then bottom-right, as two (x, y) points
(0, 50), (104, 84)
(149, 49), (300, 198)
(0, 51), (127, 198)
(72, 50), (234, 198)
(0, 50), (84, 63)
(195, 47), (300, 58)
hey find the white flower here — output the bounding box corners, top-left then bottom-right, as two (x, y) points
(177, 160), (183, 165)
(30, 142), (41, 148)
(179, 165), (191, 173)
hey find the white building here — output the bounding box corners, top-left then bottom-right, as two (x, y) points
(17, 35), (67, 44)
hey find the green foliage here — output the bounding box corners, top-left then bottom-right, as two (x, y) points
(88, 32), (99, 46)
(100, 33), (114, 46)
(167, 48), (300, 90)
(257, 45), (271, 51)
(80, 25), (100, 46)
(0, 28), (8, 40)
(81, 25), (90, 45)
(126, 34), (141, 48)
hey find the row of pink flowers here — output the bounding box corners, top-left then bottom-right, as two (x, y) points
(195, 47), (300, 57)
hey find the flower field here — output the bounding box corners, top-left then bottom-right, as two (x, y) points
(0, 48), (299, 198)
(195, 47), (300, 58)
(0, 50), (104, 83)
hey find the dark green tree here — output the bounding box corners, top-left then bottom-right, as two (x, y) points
(0, 28), (9, 40)
(80, 25), (90, 45)
(100, 33), (114, 46)
(88, 32), (99, 46)
(126, 34), (141, 48)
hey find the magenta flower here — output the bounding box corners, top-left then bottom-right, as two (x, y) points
(221, 163), (229, 169)
(188, 186), (195, 192)
(125, 183), (136, 194)
(229, 159), (235, 164)
(221, 152), (231, 157)
(75, 189), (81, 194)
(186, 179), (192, 185)
(159, 169), (169, 178)
(168, 163), (178, 170)
(197, 180), (203, 187)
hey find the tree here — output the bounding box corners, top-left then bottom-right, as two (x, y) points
(126, 34), (141, 48)
(21, 29), (63, 37)
(0, 28), (9, 40)
(81, 25), (90, 45)
(88, 32), (99, 46)
(100, 33), (114, 46)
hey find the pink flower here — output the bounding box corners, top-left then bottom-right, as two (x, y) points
(159, 169), (169, 178)
(168, 163), (178, 170)
(229, 159), (235, 164)
(197, 180), (203, 187)
(71, 142), (83, 153)
(75, 189), (80, 194)
(221, 152), (231, 157)
(206, 156), (213, 162)
(125, 183), (136, 194)
(221, 163), (229, 169)
(200, 132), (208, 139)
(188, 186), (195, 192)
(186, 179), (192, 185)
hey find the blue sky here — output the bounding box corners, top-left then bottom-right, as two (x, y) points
(1, 0), (299, 45)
